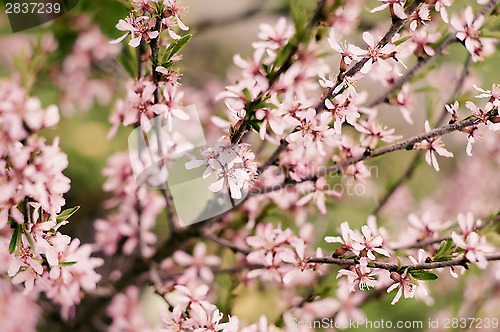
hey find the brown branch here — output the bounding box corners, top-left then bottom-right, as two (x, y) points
(251, 116), (481, 195)
(372, 54), (472, 216)
(310, 253), (500, 271)
(259, 0), (427, 173)
(230, 0), (328, 144)
(201, 229), (251, 254)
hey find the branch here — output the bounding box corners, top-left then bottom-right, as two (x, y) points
(372, 54), (472, 216)
(392, 213), (500, 250)
(201, 229), (251, 254)
(230, 0), (328, 144)
(259, 0), (427, 173)
(148, 17), (180, 230)
(251, 116), (481, 195)
(368, 0), (500, 108)
(310, 253), (500, 271)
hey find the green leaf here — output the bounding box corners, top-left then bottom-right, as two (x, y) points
(393, 36), (412, 46)
(9, 224), (20, 254)
(56, 206), (80, 224)
(149, 55), (157, 66)
(22, 226), (36, 252)
(403, 0), (414, 10)
(433, 238), (455, 262)
(397, 257), (403, 270)
(117, 55), (136, 78)
(409, 270), (438, 281)
(167, 34), (192, 61)
(274, 43), (292, 69)
(242, 88), (252, 103)
(58, 261), (77, 267)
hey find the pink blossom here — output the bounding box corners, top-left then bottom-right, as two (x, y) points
(408, 4), (430, 31)
(387, 269), (416, 305)
(337, 257), (379, 291)
(295, 177), (340, 214)
(173, 242), (221, 283)
(253, 17), (294, 51)
(354, 119), (402, 149)
(358, 32), (397, 74)
(434, 0), (453, 23)
(370, 0), (407, 20)
(409, 27), (441, 57)
(110, 15), (159, 48)
(414, 121), (454, 171)
(351, 225), (391, 260)
(324, 221), (358, 254)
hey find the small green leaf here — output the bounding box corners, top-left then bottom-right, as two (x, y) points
(149, 55), (157, 66)
(58, 261), (77, 267)
(56, 206), (80, 224)
(9, 224), (20, 254)
(397, 257), (403, 269)
(242, 88), (252, 103)
(409, 270), (439, 281)
(167, 34), (192, 60)
(480, 30), (500, 39)
(22, 226), (36, 252)
(393, 36), (412, 46)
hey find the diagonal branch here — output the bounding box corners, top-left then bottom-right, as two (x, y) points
(252, 116), (481, 195)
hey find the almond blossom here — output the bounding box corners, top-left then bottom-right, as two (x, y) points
(173, 242), (221, 283)
(337, 257), (379, 292)
(295, 177), (341, 214)
(357, 32), (397, 74)
(451, 231), (494, 269)
(110, 15), (159, 47)
(370, 0), (407, 20)
(414, 121), (454, 171)
(324, 221), (359, 255)
(351, 225), (391, 260)
(354, 119), (402, 149)
(387, 269), (416, 305)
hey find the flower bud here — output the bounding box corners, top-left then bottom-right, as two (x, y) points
(390, 271), (401, 282)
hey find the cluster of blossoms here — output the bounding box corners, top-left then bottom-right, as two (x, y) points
(108, 0), (190, 139)
(94, 152), (165, 257)
(185, 142), (257, 199)
(55, 14), (121, 114)
(245, 222), (324, 284)
(0, 79), (103, 320)
(450, 6), (497, 62)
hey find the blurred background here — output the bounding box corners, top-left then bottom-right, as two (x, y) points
(1, 0), (500, 330)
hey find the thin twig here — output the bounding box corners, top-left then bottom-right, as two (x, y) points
(252, 116), (481, 195)
(259, 0), (427, 173)
(310, 253), (500, 271)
